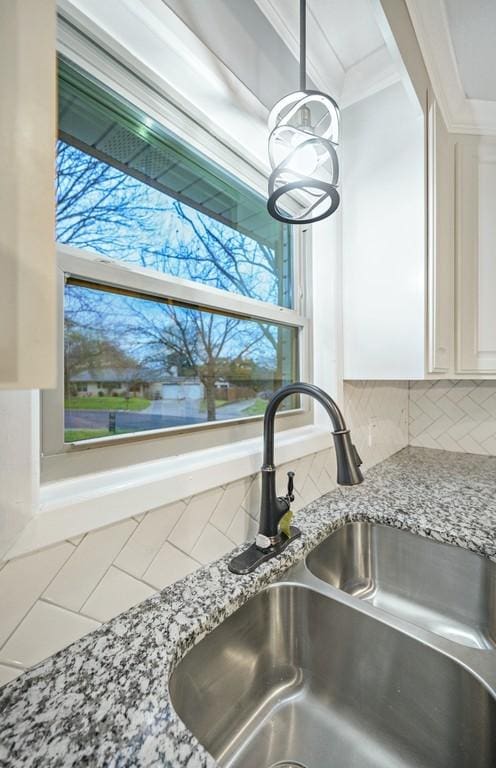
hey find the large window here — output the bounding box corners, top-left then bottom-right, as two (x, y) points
(44, 58), (309, 458)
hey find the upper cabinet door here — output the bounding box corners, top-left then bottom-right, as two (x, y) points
(426, 99), (454, 375)
(0, 0), (57, 389)
(456, 137), (496, 374)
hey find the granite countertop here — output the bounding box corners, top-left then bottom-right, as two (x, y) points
(2, 446), (496, 767)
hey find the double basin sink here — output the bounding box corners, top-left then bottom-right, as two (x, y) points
(169, 523), (496, 768)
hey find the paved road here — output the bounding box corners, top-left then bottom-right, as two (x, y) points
(65, 409), (206, 431)
(65, 399), (257, 432)
(144, 398), (257, 420)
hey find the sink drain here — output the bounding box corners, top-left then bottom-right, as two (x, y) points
(268, 762), (307, 768)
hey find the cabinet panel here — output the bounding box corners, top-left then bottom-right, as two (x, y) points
(427, 100), (454, 375)
(456, 139), (496, 374)
(342, 82), (425, 380)
(0, 0), (57, 389)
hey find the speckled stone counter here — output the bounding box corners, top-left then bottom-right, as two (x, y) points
(2, 446), (496, 767)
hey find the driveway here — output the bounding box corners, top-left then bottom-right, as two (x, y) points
(144, 399), (203, 419)
(214, 399), (256, 419)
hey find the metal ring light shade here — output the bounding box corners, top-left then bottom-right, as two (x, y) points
(267, 1), (341, 224)
(267, 91), (340, 224)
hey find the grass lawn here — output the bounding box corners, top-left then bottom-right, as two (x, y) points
(64, 429), (111, 442)
(65, 397), (150, 411)
(64, 428), (130, 442)
(199, 398), (228, 412)
(241, 398), (268, 416)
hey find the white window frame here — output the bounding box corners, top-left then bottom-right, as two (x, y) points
(41, 20), (314, 482)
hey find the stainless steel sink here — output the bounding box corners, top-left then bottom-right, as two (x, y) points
(306, 522), (496, 650)
(169, 583), (496, 768)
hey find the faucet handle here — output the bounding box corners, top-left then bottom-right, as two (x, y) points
(286, 471), (295, 502)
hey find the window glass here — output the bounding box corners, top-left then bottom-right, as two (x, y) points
(64, 283), (298, 443)
(57, 60), (293, 308)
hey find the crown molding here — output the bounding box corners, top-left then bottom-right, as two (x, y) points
(253, 0), (344, 97)
(254, 0), (399, 108)
(405, 0), (496, 135)
(341, 44), (400, 109)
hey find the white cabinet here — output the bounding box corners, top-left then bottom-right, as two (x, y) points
(0, 0), (57, 389)
(455, 137), (496, 375)
(426, 100), (454, 375)
(342, 0), (496, 382)
(342, 83), (454, 380)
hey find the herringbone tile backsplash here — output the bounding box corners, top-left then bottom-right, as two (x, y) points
(0, 381), (408, 685)
(7, 379), (496, 686)
(409, 380), (496, 455)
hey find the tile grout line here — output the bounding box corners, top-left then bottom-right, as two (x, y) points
(0, 598), (103, 668)
(37, 596), (102, 627)
(141, 538), (204, 590)
(0, 541), (78, 657)
(74, 519), (143, 615)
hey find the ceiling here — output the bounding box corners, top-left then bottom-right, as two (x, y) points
(163, 0), (400, 109)
(406, 0), (496, 134)
(306, 0), (385, 70)
(444, 0), (496, 101)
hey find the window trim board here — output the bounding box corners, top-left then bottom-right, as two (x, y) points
(15, 423), (332, 560)
(58, 246), (305, 327)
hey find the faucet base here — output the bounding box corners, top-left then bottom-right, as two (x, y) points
(228, 526), (301, 575)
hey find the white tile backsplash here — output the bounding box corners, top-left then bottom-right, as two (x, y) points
(191, 524), (234, 565)
(0, 663), (23, 686)
(409, 380), (496, 455)
(1, 601), (100, 667)
(0, 380), (408, 683)
(344, 380), (409, 468)
(142, 542), (199, 590)
(82, 567), (155, 623)
(114, 501), (185, 578)
(43, 519), (137, 611)
(226, 507), (258, 546)
(210, 478), (251, 532)
(168, 487), (223, 554)
(0, 541), (74, 647)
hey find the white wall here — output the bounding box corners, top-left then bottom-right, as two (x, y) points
(0, 392), (40, 560)
(342, 81), (425, 379)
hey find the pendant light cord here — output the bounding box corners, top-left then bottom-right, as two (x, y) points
(299, 0), (306, 91)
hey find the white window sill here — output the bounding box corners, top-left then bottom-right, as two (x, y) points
(7, 425), (333, 559)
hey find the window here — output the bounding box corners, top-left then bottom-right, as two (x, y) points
(43, 57), (310, 469)
(64, 281), (298, 442)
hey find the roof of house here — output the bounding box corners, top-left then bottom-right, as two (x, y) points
(70, 369), (201, 385)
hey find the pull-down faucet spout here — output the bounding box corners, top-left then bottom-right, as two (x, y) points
(229, 382), (363, 575)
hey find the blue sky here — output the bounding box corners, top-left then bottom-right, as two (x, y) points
(58, 141), (295, 380)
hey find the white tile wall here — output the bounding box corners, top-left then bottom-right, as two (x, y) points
(44, 520), (137, 612)
(1, 602), (100, 667)
(0, 381), (408, 684)
(82, 567), (155, 623)
(410, 380), (496, 454)
(344, 380), (409, 467)
(114, 501), (185, 578)
(0, 542), (75, 647)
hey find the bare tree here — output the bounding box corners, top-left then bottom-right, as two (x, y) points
(56, 141), (160, 258)
(58, 140), (287, 420)
(126, 301), (268, 420)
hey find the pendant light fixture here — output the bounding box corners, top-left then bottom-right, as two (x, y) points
(267, 0), (340, 224)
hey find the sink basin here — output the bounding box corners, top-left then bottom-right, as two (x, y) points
(169, 584), (496, 768)
(306, 522), (496, 650)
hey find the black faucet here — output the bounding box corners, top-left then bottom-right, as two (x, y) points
(229, 382), (363, 574)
